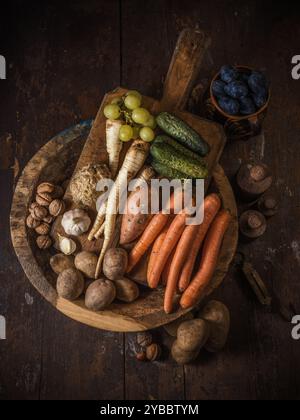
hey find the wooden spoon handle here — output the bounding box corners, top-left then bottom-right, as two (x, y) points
(160, 28), (211, 111)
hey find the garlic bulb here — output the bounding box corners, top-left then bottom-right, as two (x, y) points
(57, 234), (76, 255)
(61, 209), (91, 237)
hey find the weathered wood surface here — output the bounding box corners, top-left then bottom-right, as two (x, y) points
(1, 0), (300, 400)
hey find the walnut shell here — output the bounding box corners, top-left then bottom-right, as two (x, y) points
(146, 344), (161, 361)
(26, 214), (41, 229)
(30, 204), (48, 221)
(35, 222), (51, 235)
(43, 214), (54, 224)
(36, 191), (52, 207)
(36, 235), (52, 249)
(49, 199), (65, 217)
(136, 332), (152, 348)
(37, 182), (55, 195)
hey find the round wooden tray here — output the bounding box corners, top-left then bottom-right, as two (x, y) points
(10, 121), (238, 332)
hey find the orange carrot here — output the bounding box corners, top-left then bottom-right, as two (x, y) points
(148, 211), (187, 289)
(180, 209), (231, 309)
(147, 223), (170, 285)
(162, 248), (176, 286)
(126, 212), (169, 273)
(178, 193), (221, 292)
(164, 223), (199, 313)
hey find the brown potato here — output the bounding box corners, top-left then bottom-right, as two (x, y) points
(103, 248), (128, 280)
(74, 251), (98, 279)
(50, 253), (75, 274)
(171, 340), (199, 365)
(56, 268), (84, 300)
(199, 300), (230, 353)
(177, 319), (210, 352)
(85, 278), (116, 311)
(114, 277), (139, 303)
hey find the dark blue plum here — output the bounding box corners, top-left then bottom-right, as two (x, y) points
(224, 81), (249, 99)
(252, 93), (267, 109)
(248, 71), (268, 94)
(220, 65), (239, 83)
(239, 96), (256, 115)
(212, 80), (226, 98)
(218, 97), (240, 115)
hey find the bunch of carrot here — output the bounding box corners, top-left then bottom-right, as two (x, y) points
(126, 193), (231, 313)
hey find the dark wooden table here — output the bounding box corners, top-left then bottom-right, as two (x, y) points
(1, 0), (300, 400)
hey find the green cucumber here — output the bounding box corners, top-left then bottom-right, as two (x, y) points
(150, 143), (208, 179)
(156, 112), (210, 157)
(154, 135), (206, 165)
(152, 160), (191, 180)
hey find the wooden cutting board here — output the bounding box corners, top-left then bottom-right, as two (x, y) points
(51, 28), (226, 254)
(11, 28), (237, 332)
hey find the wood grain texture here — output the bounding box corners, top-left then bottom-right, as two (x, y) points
(2, 0), (300, 400)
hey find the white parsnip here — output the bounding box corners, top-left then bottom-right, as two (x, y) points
(94, 221), (105, 239)
(88, 201), (107, 241)
(106, 119), (123, 179)
(95, 140), (150, 278)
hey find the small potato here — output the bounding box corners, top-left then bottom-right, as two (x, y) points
(85, 278), (116, 311)
(177, 319), (210, 352)
(50, 253), (75, 274)
(171, 340), (199, 365)
(75, 251), (98, 279)
(103, 248), (128, 280)
(114, 277), (139, 303)
(56, 268), (84, 300)
(199, 300), (230, 353)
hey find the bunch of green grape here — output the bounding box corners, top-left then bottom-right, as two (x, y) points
(103, 90), (156, 142)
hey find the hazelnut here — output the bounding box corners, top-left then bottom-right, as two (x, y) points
(35, 222), (51, 235)
(37, 182), (55, 195)
(136, 332), (153, 348)
(135, 351), (147, 362)
(30, 204), (48, 221)
(49, 199), (65, 217)
(36, 235), (52, 249)
(43, 214), (54, 224)
(36, 191), (52, 207)
(52, 185), (64, 199)
(26, 214), (41, 229)
(146, 343), (161, 361)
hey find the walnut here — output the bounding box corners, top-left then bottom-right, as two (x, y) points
(36, 235), (52, 249)
(37, 182), (55, 195)
(136, 332), (153, 348)
(36, 191), (52, 207)
(30, 204), (48, 220)
(26, 214), (41, 229)
(146, 344), (161, 361)
(43, 214), (54, 224)
(49, 199), (65, 217)
(35, 222), (51, 235)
